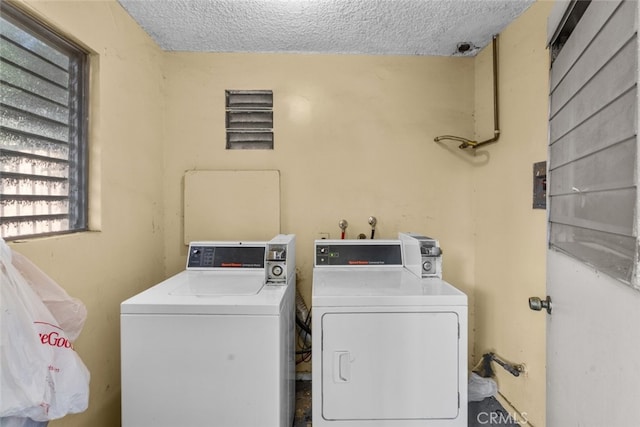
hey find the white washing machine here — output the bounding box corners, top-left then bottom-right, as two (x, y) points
(121, 235), (296, 427)
(312, 238), (467, 427)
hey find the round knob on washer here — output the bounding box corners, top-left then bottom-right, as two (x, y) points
(271, 265), (283, 276)
(422, 261), (432, 271)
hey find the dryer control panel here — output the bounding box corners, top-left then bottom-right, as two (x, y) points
(315, 241), (403, 267)
(399, 232), (443, 278)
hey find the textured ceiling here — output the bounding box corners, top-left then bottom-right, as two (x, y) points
(117, 0), (535, 56)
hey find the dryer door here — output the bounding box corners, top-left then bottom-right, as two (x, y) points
(321, 311), (460, 421)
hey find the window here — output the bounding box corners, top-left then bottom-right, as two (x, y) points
(0, 3), (88, 240)
(225, 90), (273, 149)
(548, 0), (639, 289)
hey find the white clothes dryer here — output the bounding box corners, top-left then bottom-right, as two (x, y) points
(121, 235), (296, 427)
(312, 239), (467, 427)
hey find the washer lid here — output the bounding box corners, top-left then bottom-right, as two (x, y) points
(312, 267), (467, 307)
(169, 272), (264, 296)
(121, 270), (287, 315)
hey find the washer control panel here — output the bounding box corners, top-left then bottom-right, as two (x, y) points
(266, 243), (287, 282)
(187, 244), (265, 269)
(265, 234), (296, 285)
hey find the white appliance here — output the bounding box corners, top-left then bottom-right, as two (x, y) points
(312, 238), (467, 427)
(121, 235), (296, 427)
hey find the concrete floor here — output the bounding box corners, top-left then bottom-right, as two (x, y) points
(468, 396), (520, 427)
(294, 381), (312, 427)
(293, 381), (519, 427)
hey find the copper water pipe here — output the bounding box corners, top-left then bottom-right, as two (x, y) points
(434, 34), (500, 149)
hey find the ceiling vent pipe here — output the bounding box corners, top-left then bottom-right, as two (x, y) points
(434, 34), (500, 149)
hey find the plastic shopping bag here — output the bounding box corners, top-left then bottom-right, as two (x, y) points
(468, 372), (498, 402)
(10, 249), (86, 341)
(1, 240), (90, 421)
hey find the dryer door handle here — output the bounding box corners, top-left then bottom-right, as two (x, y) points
(333, 351), (351, 382)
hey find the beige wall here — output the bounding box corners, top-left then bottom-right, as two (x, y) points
(471, 2), (552, 425)
(161, 52), (478, 373)
(7, 1), (165, 426)
(4, 1), (555, 426)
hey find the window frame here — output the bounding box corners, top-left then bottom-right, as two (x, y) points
(1, 2), (89, 240)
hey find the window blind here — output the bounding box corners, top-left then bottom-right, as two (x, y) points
(0, 4), (87, 239)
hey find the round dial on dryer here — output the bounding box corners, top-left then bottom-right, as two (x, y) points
(422, 261), (433, 272)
